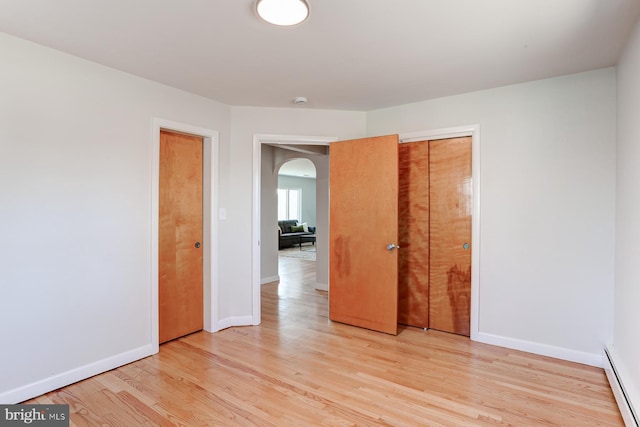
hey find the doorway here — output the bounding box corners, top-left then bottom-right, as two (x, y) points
(158, 130), (204, 343)
(151, 118), (219, 353)
(253, 134), (335, 324)
(278, 159), (316, 225)
(260, 147), (326, 286)
(277, 158), (318, 264)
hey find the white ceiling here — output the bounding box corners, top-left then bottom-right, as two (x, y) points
(279, 158), (316, 179)
(0, 0), (638, 111)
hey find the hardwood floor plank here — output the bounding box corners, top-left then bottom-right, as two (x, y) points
(25, 255), (622, 426)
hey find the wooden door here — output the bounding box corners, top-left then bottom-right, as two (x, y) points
(398, 142), (430, 328)
(428, 136), (472, 336)
(159, 130), (203, 344)
(329, 135), (399, 335)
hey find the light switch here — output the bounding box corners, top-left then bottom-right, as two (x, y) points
(219, 208), (227, 220)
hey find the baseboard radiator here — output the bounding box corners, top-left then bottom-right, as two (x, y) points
(604, 347), (639, 427)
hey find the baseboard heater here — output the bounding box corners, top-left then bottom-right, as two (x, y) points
(604, 347), (638, 427)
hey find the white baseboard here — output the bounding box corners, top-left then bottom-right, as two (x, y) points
(0, 344), (154, 404)
(604, 346), (639, 427)
(216, 316), (255, 331)
(475, 332), (603, 367)
(315, 282), (328, 291)
(261, 275), (279, 285)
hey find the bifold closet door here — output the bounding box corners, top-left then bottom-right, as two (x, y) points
(428, 136), (472, 336)
(398, 142), (430, 328)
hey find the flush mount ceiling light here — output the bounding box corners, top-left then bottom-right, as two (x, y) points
(256, 0), (309, 26)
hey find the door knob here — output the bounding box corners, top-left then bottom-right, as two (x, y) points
(387, 243), (400, 250)
(195, 242), (201, 249)
(462, 243), (469, 250)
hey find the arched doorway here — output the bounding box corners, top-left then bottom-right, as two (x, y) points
(277, 158), (318, 260)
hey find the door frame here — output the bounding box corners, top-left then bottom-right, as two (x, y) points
(151, 118), (219, 353)
(399, 124), (481, 340)
(252, 134), (336, 324)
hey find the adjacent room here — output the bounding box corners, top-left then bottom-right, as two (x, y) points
(1, 1), (639, 425)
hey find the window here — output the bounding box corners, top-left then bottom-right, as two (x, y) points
(278, 188), (302, 221)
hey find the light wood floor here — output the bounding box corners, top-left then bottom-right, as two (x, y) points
(28, 256), (623, 426)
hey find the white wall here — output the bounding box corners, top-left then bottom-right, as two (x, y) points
(312, 155), (330, 290)
(367, 69), (617, 364)
(0, 33), (231, 402)
(614, 16), (640, 415)
(0, 33), (365, 401)
(260, 145), (280, 283)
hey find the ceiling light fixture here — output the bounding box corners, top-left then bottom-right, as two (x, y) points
(256, 0), (309, 26)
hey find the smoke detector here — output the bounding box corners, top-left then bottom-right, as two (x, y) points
(294, 96), (308, 105)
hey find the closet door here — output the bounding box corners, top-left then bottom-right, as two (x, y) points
(329, 135), (399, 335)
(428, 136), (472, 336)
(398, 142), (430, 328)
